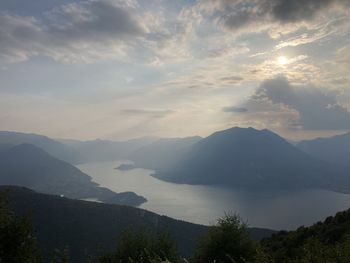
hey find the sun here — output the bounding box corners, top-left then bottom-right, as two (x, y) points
(277, 56), (288, 65)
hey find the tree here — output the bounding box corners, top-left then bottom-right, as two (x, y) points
(193, 213), (256, 263)
(0, 190), (42, 263)
(52, 247), (70, 263)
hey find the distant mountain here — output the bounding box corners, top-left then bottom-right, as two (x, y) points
(0, 144), (146, 206)
(0, 131), (81, 164)
(61, 136), (201, 167)
(155, 127), (349, 191)
(60, 137), (158, 163)
(128, 136), (202, 172)
(2, 186), (274, 262)
(297, 131), (350, 167)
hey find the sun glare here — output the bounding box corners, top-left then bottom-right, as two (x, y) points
(277, 56), (288, 65)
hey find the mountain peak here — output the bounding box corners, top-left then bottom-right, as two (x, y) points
(208, 127), (278, 141)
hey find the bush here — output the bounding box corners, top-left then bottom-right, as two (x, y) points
(99, 228), (180, 263)
(192, 213), (256, 263)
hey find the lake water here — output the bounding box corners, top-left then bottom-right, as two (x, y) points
(78, 161), (350, 230)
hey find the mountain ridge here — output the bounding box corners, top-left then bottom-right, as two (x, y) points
(297, 131), (350, 167)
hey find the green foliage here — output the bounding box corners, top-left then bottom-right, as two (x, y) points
(192, 213), (256, 263)
(52, 247), (70, 263)
(0, 191), (42, 263)
(99, 228), (180, 263)
(260, 209), (350, 263)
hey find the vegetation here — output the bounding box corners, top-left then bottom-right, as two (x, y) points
(99, 229), (180, 263)
(193, 213), (255, 263)
(1, 186), (210, 262)
(0, 191), (41, 263)
(260, 208), (350, 262)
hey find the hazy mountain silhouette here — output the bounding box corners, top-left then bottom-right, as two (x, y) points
(155, 127), (349, 191)
(0, 131), (202, 166)
(60, 137), (158, 163)
(297, 131), (350, 167)
(0, 144), (146, 206)
(2, 186), (274, 263)
(128, 136), (202, 172)
(0, 131), (81, 164)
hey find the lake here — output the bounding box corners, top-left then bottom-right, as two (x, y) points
(78, 161), (350, 230)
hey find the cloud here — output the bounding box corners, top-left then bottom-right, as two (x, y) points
(275, 16), (350, 49)
(197, 0), (349, 35)
(121, 109), (174, 118)
(217, 10), (256, 31)
(47, 0), (147, 40)
(269, 0), (334, 22)
(219, 75), (244, 85)
(0, 14), (43, 64)
(223, 106), (248, 113)
(243, 76), (350, 130)
(0, 0), (149, 64)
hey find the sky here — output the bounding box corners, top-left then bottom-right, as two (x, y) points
(1, 0), (350, 140)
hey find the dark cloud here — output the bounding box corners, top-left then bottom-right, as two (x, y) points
(223, 106), (248, 113)
(47, 0), (147, 40)
(269, 0), (334, 22)
(0, 14), (42, 63)
(0, 0), (73, 16)
(247, 76), (350, 130)
(0, 0), (147, 64)
(217, 11), (254, 31)
(208, 0), (348, 33)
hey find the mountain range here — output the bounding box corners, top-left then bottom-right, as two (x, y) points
(150, 127), (350, 193)
(60, 137), (158, 164)
(297, 131), (350, 167)
(0, 131), (80, 164)
(2, 128), (350, 194)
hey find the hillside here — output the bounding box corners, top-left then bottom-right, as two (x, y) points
(0, 144), (146, 206)
(156, 127), (349, 191)
(297, 131), (350, 167)
(261, 206), (350, 262)
(1, 186), (274, 262)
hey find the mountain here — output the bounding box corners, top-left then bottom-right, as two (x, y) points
(0, 131), (81, 164)
(2, 186), (275, 262)
(60, 137), (158, 163)
(128, 136), (202, 172)
(297, 131), (350, 167)
(61, 136), (201, 167)
(0, 144), (146, 206)
(155, 127), (349, 191)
